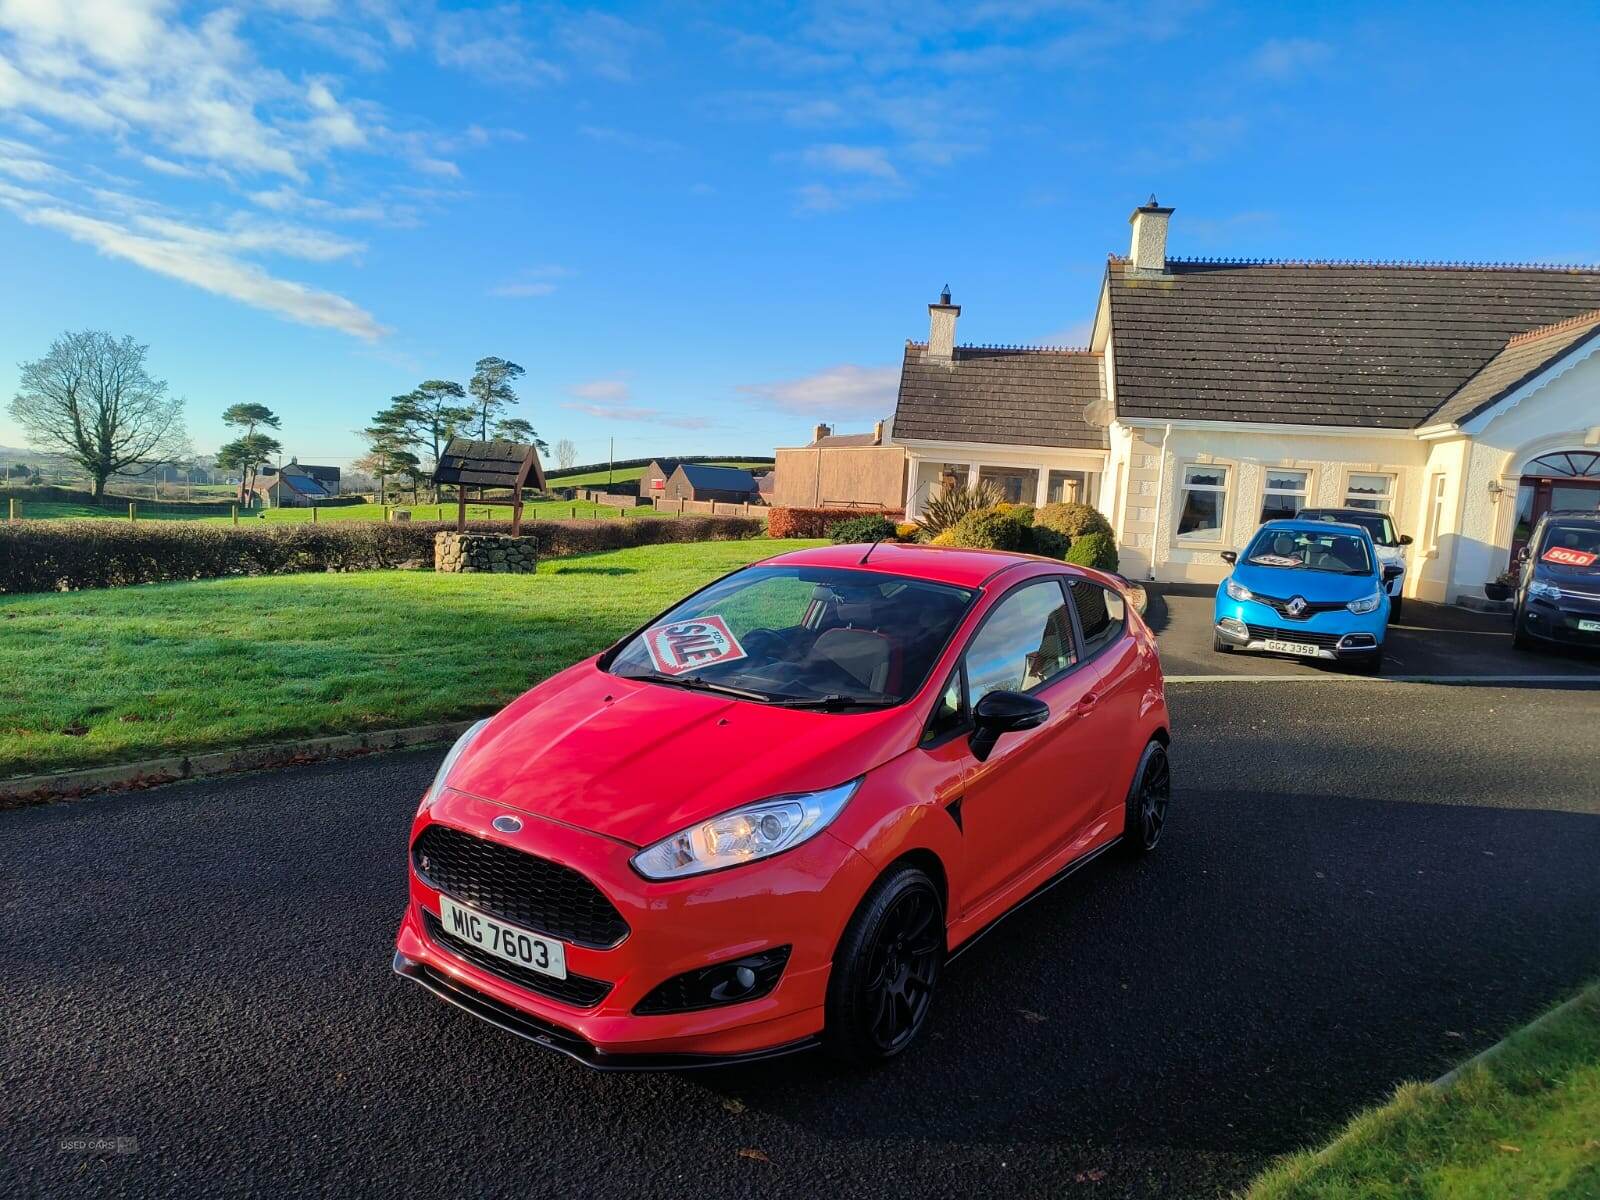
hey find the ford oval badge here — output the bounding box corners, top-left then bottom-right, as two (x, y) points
(491, 814), (523, 834)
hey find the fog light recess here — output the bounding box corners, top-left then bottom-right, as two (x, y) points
(634, 946), (792, 1015)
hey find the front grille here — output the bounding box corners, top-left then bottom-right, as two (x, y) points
(1244, 623), (1344, 650)
(1252, 592), (1347, 620)
(412, 824), (630, 949)
(423, 911), (612, 1009)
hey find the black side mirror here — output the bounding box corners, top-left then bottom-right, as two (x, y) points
(1382, 564), (1403, 582)
(1220, 550), (1237, 565)
(970, 690), (1049, 762)
(1398, 534), (1413, 546)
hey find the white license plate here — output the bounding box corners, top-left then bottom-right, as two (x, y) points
(1580, 619), (1600, 633)
(438, 894), (567, 980)
(1263, 638), (1319, 656)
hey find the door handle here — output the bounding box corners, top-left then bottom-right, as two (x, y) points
(1075, 692), (1099, 713)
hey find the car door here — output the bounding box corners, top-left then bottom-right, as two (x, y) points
(954, 577), (1099, 914)
(1064, 577), (1139, 833)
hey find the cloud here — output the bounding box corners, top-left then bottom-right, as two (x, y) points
(555, 10), (650, 83)
(491, 264), (572, 298)
(431, 6), (563, 85)
(796, 143), (899, 181)
(561, 400), (710, 430)
(570, 377), (630, 401)
(738, 365), (899, 417)
(579, 124), (681, 154)
(0, 137), (67, 182)
(1249, 37), (1332, 81)
(0, 188), (386, 339)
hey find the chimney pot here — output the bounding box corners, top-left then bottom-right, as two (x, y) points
(872, 419), (884, 444)
(1128, 197), (1174, 274)
(813, 423), (832, 443)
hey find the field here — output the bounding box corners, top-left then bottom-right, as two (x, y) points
(0, 538), (822, 778)
(544, 459), (773, 488)
(193, 498), (684, 523)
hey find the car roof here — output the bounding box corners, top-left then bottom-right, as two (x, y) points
(1254, 517), (1374, 539)
(758, 541), (1051, 589)
(1299, 507), (1386, 519)
(1539, 509), (1600, 524)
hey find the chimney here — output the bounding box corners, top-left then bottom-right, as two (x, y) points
(813, 422), (832, 443)
(872, 419), (884, 444)
(1128, 195), (1174, 274)
(927, 284), (960, 362)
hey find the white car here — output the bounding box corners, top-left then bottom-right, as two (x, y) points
(1297, 508), (1413, 620)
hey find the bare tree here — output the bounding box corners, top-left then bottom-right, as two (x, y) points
(9, 331), (188, 498)
(555, 438), (577, 470)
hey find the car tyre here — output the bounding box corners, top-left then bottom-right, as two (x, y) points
(1351, 650), (1383, 675)
(1212, 634), (1233, 653)
(823, 865), (944, 1066)
(1388, 595), (1404, 622)
(1121, 739), (1171, 858)
(1512, 611), (1536, 652)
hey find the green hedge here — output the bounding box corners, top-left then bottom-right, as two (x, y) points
(1065, 530), (1119, 573)
(0, 516), (765, 594)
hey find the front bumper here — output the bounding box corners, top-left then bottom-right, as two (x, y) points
(394, 786), (875, 1066)
(1213, 595), (1387, 660)
(1520, 596), (1600, 648)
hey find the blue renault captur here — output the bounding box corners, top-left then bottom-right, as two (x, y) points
(1213, 519), (1401, 673)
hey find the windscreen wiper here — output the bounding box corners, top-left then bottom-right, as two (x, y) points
(624, 673), (777, 703)
(770, 694), (899, 710)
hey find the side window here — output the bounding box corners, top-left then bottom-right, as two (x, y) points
(963, 581), (1079, 701)
(922, 668), (967, 744)
(1068, 580), (1126, 659)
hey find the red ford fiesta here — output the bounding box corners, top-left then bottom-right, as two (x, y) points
(393, 542), (1171, 1067)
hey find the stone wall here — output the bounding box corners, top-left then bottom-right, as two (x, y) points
(434, 532), (537, 573)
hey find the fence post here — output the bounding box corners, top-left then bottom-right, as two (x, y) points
(231, 504), (238, 526)
(8, 498), (14, 521)
(129, 501), (136, 522)
(312, 505), (319, 523)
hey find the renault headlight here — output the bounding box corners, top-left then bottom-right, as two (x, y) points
(418, 719), (489, 813)
(1528, 581), (1563, 602)
(1225, 577), (1252, 602)
(1347, 591), (1383, 615)
(632, 779), (862, 880)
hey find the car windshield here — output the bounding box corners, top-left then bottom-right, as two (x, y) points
(1245, 528), (1373, 575)
(1303, 510), (1397, 546)
(1537, 523), (1600, 570)
(606, 565), (976, 708)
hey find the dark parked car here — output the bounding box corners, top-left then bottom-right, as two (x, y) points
(1511, 510), (1600, 652)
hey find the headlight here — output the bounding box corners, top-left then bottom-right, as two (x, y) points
(631, 779), (861, 880)
(1528, 581), (1563, 602)
(418, 719), (489, 813)
(1347, 591), (1383, 614)
(1224, 577), (1252, 602)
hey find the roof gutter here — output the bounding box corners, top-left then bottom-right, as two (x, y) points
(1146, 423), (1173, 583)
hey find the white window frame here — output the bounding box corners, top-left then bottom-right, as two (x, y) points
(1176, 463), (1231, 544)
(1344, 471), (1396, 512)
(1260, 468), (1310, 522)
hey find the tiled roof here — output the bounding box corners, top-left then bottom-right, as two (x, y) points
(1425, 308), (1600, 427)
(1106, 258), (1600, 428)
(811, 432), (880, 448)
(434, 438), (544, 489)
(892, 344), (1108, 450)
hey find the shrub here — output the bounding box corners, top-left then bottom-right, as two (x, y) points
(1034, 501), (1112, 542)
(894, 522), (920, 541)
(828, 513), (897, 545)
(995, 502), (1035, 525)
(767, 506), (903, 539)
(938, 506), (1032, 552)
(1028, 526), (1070, 560)
(0, 515), (764, 594)
(915, 482), (1002, 537)
(1065, 530), (1119, 573)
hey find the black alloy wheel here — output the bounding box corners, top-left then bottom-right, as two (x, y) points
(824, 867), (944, 1064)
(1122, 740), (1171, 857)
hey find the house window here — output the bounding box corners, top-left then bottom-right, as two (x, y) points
(978, 466), (1040, 505)
(1260, 469), (1308, 522)
(913, 461), (971, 510)
(1047, 470), (1099, 505)
(1177, 465), (1229, 541)
(1345, 472), (1395, 512)
(1424, 474), (1447, 553)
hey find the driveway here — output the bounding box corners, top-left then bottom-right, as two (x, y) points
(4, 677), (1598, 1198)
(1143, 583), (1600, 682)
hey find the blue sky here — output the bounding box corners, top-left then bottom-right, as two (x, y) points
(1, 1), (1596, 469)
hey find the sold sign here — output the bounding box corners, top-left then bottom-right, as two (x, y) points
(643, 615), (747, 675)
(1542, 546), (1598, 568)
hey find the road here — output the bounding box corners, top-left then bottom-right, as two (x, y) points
(4, 615), (1599, 1198)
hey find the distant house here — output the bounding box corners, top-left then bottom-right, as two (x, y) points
(663, 463), (759, 504)
(772, 420), (908, 510)
(248, 461), (340, 508)
(637, 458), (685, 499)
(754, 471), (775, 501)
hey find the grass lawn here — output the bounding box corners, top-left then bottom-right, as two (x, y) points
(0, 538), (822, 778)
(191, 498), (687, 525)
(1242, 983), (1600, 1199)
(546, 460), (773, 489)
(7, 500), (220, 521)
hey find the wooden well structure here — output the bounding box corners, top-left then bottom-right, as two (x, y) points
(433, 438), (547, 534)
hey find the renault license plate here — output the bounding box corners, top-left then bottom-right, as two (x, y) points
(1263, 638), (1318, 657)
(438, 894), (567, 980)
